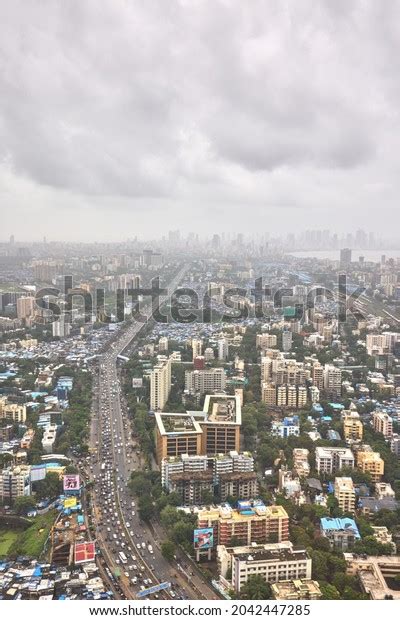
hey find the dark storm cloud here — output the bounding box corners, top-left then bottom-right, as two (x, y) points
(0, 0), (400, 239)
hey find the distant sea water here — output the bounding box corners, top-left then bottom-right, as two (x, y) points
(288, 249), (400, 263)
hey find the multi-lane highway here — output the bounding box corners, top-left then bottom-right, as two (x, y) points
(89, 267), (220, 600)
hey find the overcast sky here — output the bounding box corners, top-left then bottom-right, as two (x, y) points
(1, 1), (400, 242)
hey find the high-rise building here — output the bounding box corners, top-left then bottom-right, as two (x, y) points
(191, 338), (203, 360)
(262, 384), (307, 409)
(161, 451), (257, 504)
(334, 477), (356, 514)
(185, 368), (226, 395)
(356, 448), (384, 482)
(0, 400), (27, 424)
(312, 363), (324, 390)
(155, 394), (242, 462)
(218, 338), (229, 361)
(199, 395), (241, 455)
(198, 502), (289, 548)
(16, 296), (35, 320)
(52, 315), (71, 338)
(204, 347), (215, 362)
(282, 330), (293, 352)
(158, 336), (169, 352)
(373, 411), (393, 438)
(340, 248), (352, 267)
(0, 465), (31, 503)
(323, 365), (342, 397)
(256, 334), (277, 349)
(343, 410), (363, 441)
(391, 434), (400, 457)
(155, 413), (203, 462)
(293, 449), (310, 477)
(150, 355), (172, 411)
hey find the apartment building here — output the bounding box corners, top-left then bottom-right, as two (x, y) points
(16, 296), (35, 320)
(309, 386), (320, 403)
(391, 434), (400, 457)
(191, 338), (203, 360)
(293, 449), (310, 477)
(20, 429), (35, 450)
(0, 400), (27, 424)
(0, 465), (31, 503)
(323, 365), (342, 396)
(262, 384), (307, 409)
(320, 517), (361, 551)
(184, 368), (226, 395)
(356, 448), (384, 483)
(150, 355), (172, 411)
(161, 451), (257, 503)
(373, 411), (393, 438)
(256, 333), (277, 349)
(315, 447), (355, 474)
(366, 332), (400, 356)
(334, 477), (356, 514)
(158, 336), (169, 352)
(312, 363), (324, 391)
(197, 502), (289, 547)
(343, 410), (363, 441)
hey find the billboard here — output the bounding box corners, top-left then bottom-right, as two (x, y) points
(64, 497), (77, 509)
(194, 528), (214, 550)
(63, 474), (81, 492)
(137, 582), (171, 598)
(31, 465), (47, 482)
(74, 541), (96, 564)
(132, 378), (143, 388)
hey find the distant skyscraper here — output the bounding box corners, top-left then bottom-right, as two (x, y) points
(282, 330), (293, 353)
(212, 234), (221, 250)
(218, 338), (228, 360)
(340, 248), (352, 267)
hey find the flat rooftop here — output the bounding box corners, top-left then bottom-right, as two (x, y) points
(155, 412), (202, 436)
(199, 502), (288, 522)
(234, 547), (309, 563)
(201, 394), (242, 425)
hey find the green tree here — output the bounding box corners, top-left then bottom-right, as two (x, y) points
(34, 472), (62, 501)
(138, 495), (155, 522)
(240, 575), (272, 600)
(320, 583), (341, 600)
(161, 540), (176, 562)
(14, 496), (36, 515)
(160, 505), (180, 530)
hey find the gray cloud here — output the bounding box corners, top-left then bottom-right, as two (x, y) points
(0, 0), (399, 239)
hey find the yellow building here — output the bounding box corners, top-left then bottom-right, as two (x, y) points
(343, 411), (363, 441)
(334, 476), (356, 514)
(0, 401), (26, 424)
(357, 449), (384, 483)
